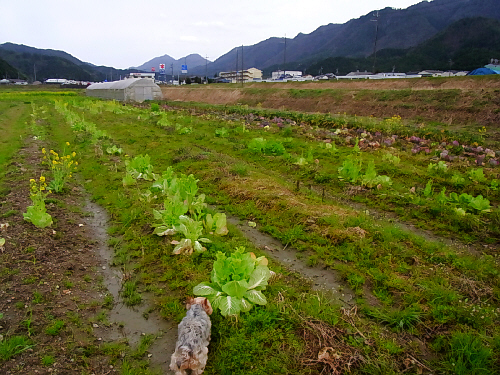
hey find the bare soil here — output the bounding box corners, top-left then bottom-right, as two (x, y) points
(0, 140), (113, 374)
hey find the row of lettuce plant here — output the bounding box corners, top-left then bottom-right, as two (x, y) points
(58, 101), (273, 319)
(122, 153), (272, 317)
(163, 100), (487, 147)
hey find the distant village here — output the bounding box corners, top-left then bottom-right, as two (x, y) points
(1, 59), (499, 87)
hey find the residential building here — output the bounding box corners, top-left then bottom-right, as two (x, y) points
(271, 70), (302, 80)
(219, 67), (262, 83)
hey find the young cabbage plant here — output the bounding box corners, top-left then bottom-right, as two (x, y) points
(193, 247), (271, 317)
(468, 195), (491, 213)
(338, 156), (362, 183)
(124, 154), (156, 181)
(204, 213), (229, 236)
(172, 215), (211, 254)
(152, 195), (188, 236)
(151, 167), (177, 196)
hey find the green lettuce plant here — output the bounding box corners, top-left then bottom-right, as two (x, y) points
(193, 247), (271, 316)
(152, 195), (188, 236)
(172, 215), (211, 254)
(124, 154), (155, 181)
(23, 177), (52, 228)
(106, 145), (123, 155)
(215, 127), (229, 137)
(468, 195), (491, 213)
(338, 156), (362, 183)
(204, 213), (228, 236)
(361, 160), (392, 188)
(467, 168), (487, 183)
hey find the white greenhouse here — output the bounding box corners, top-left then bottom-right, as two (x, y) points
(86, 78), (162, 102)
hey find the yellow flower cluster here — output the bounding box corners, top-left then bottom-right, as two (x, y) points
(29, 175), (49, 196)
(42, 142), (79, 193)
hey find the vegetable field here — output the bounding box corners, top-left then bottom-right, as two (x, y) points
(1, 88), (500, 374)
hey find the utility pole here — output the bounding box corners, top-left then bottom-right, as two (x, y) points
(241, 45), (244, 87)
(371, 10), (380, 74)
(205, 55), (209, 84)
(171, 63), (174, 84)
(284, 34), (286, 77)
(235, 49), (239, 84)
(33, 63), (36, 82)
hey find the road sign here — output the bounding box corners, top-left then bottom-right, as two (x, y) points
(159, 63), (165, 70)
(151, 67), (155, 72)
(181, 64), (188, 74)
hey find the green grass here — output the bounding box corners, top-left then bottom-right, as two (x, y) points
(0, 336), (32, 361)
(45, 320), (65, 336)
(7, 92), (500, 374)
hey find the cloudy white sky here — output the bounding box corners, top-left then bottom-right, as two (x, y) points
(2, 0), (422, 69)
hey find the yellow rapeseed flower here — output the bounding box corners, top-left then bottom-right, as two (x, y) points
(72, 152), (76, 157)
(75, 162), (78, 166)
(66, 142), (70, 146)
(52, 160), (57, 164)
(40, 176), (45, 182)
(30, 178), (35, 183)
(42, 148), (46, 154)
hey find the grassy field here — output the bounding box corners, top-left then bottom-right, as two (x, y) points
(0, 86), (499, 374)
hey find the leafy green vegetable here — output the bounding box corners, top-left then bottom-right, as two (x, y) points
(423, 180), (433, 197)
(193, 247), (271, 316)
(152, 195), (189, 236)
(467, 168), (487, 183)
(428, 161), (448, 174)
(23, 202), (53, 228)
(468, 195), (491, 213)
(124, 154), (155, 181)
(172, 216), (211, 254)
(204, 213), (229, 236)
(215, 127), (229, 137)
(248, 138), (286, 156)
(338, 156), (362, 183)
(106, 145), (123, 155)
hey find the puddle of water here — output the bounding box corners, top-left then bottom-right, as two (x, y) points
(84, 199), (177, 374)
(225, 214), (355, 306)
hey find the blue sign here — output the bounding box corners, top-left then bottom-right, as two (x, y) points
(181, 64), (188, 74)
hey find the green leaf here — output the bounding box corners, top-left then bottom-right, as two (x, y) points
(122, 173), (136, 186)
(214, 213), (228, 236)
(193, 282), (221, 297)
(244, 289), (267, 305)
(222, 280), (249, 299)
(152, 226), (176, 236)
(247, 265), (271, 290)
(219, 296), (242, 316)
(240, 298), (253, 312)
(0, 238), (5, 247)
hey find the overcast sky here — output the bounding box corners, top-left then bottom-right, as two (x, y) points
(2, 0), (422, 69)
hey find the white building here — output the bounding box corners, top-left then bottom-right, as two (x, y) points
(128, 72), (156, 80)
(86, 78), (162, 103)
(271, 70), (302, 80)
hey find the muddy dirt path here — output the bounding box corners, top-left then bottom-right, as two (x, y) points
(83, 199), (177, 374)
(225, 213), (355, 305)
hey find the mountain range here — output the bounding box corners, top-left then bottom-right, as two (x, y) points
(131, 54), (209, 74)
(190, 0), (500, 76)
(1, 0), (500, 81)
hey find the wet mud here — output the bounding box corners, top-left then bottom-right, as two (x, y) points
(84, 199), (177, 374)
